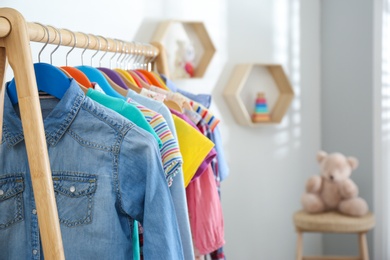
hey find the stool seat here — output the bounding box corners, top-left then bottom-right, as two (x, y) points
(294, 210), (375, 233)
(294, 210), (375, 260)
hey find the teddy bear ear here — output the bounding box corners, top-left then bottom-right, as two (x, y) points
(317, 150), (328, 163)
(347, 156), (359, 170)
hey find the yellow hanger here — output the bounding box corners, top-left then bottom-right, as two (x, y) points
(115, 71), (142, 94)
(152, 71), (169, 90)
(115, 68), (138, 86)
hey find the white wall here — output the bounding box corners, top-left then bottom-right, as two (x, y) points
(321, 0), (374, 258)
(374, 0), (390, 258)
(1, 0), (321, 258)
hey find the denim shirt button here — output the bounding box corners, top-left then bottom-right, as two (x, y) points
(70, 186), (76, 193)
(32, 209), (37, 215)
(0, 189), (3, 196)
(32, 249), (38, 255)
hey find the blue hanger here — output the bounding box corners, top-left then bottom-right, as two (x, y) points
(8, 63), (71, 105)
(76, 66), (122, 99)
(75, 34), (122, 99)
(7, 24), (71, 105)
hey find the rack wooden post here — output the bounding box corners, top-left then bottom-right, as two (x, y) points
(0, 8), (65, 259)
(0, 8), (167, 259)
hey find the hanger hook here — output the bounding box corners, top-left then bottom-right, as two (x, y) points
(81, 32), (91, 66)
(109, 39), (119, 69)
(147, 44), (158, 71)
(130, 42), (138, 69)
(130, 42), (139, 69)
(124, 41), (134, 70)
(63, 28), (77, 66)
(35, 22), (50, 63)
(98, 35), (109, 67)
(47, 25), (62, 65)
(142, 45), (148, 70)
(116, 40), (124, 68)
(143, 45), (151, 71)
(134, 42), (143, 69)
(119, 41), (128, 69)
(91, 35), (101, 66)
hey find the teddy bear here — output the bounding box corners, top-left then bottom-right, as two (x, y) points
(301, 150), (368, 217)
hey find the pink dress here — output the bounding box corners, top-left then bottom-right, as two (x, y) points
(186, 165), (225, 256)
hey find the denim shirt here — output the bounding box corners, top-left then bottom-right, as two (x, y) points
(0, 80), (184, 260)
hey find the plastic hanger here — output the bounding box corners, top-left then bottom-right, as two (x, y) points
(128, 70), (150, 89)
(136, 45), (169, 90)
(109, 41), (141, 93)
(133, 70), (151, 84)
(97, 38), (128, 90)
(137, 69), (166, 89)
(122, 46), (151, 89)
(7, 23), (71, 105)
(76, 34), (122, 98)
(95, 37), (128, 96)
(59, 29), (93, 89)
(130, 48), (183, 112)
(152, 72), (169, 90)
(114, 41), (138, 86)
(60, 68), (87, 94)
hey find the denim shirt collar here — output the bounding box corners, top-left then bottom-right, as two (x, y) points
(3, 79), (85, 147)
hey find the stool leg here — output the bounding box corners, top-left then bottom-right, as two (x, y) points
(359, 232), (369, 260)
(296, 230), (303, 260)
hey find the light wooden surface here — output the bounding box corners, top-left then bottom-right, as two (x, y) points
(359, 233), (369, 260)
(223, 63), (295, 126)
(151, 20), (216, 78)
(0, 8), (65, 259)
(0, 7), (169, 260)
(302, 257), (361, 260)
(151, 41), (170, 78)
(0, 47), (7, 141)
(296, 231), (303, 260)
(294, 211), (374, 260)
(294, 211), (375, 233)
(0, 18), (158, 57)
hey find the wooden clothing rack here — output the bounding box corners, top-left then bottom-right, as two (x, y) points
(0, 8), (168, 259)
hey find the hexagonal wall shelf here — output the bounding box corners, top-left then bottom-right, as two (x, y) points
(223, 64), (294, 126)
(151, 20), (216, 79)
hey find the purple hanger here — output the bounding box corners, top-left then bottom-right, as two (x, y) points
(98, 67), (128, 90)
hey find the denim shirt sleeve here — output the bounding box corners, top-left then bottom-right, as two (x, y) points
(117, 126), (184, 259)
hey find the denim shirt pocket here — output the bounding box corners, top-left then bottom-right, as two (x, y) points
(52, 172), (97, 227)
(0, 173), (24, 230)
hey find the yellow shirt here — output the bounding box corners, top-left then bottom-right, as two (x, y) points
(172, 114), (214, 187)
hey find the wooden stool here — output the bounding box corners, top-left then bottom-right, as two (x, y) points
(293, 211), (375, 260)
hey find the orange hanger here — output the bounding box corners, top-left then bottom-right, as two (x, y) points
(59, 30), (93, 90)
(137, 69), (167, 90)
(59, 67), (88, 94)
(61, 66), (93, 88)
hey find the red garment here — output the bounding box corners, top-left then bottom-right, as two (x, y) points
(186, 165), (225, 255)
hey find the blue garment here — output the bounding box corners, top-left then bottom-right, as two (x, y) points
(0, 80), (184, 260)
(160, 74), (212, 108)
(211, 126), (229, 182)
(177, 89), (212, 109)
(127, 89), (195, 260)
